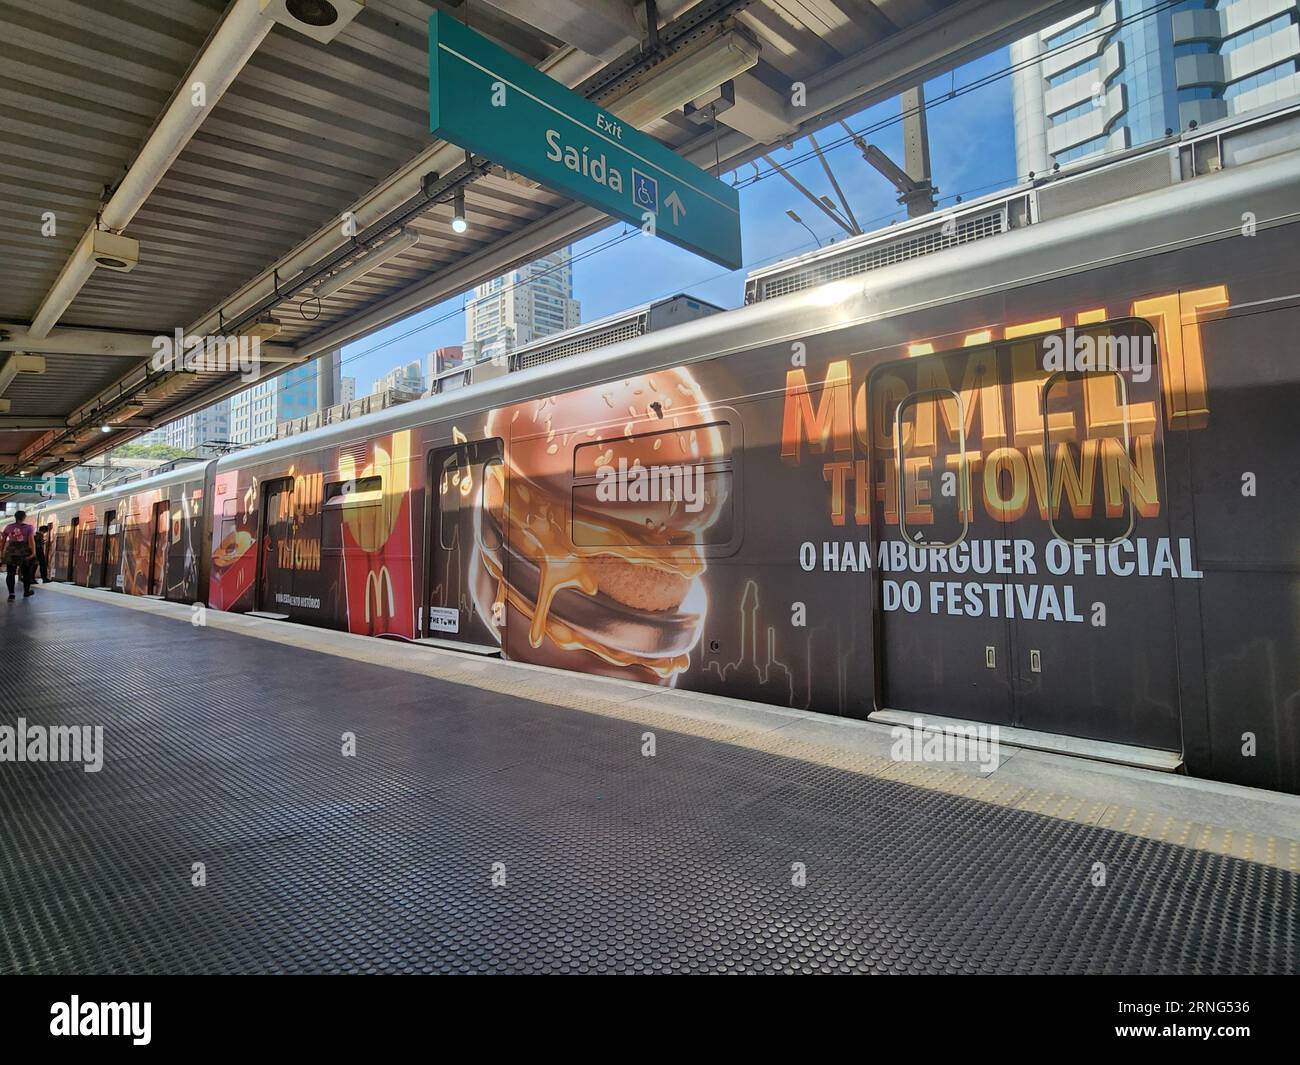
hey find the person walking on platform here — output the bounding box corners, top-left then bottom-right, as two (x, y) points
(35, 523), (50, 583)
(2, 510), (38, 600)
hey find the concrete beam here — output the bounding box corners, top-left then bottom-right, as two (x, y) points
(475, 0), (641, 61)
(0, 353), (47, 414)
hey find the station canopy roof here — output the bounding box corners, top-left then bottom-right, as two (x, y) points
(0, 0), (1088, 477)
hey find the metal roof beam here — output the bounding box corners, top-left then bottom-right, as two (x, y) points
(0, 323), (298, 363)
(25, 0), (276, 340)
(0, 416), (153, 431)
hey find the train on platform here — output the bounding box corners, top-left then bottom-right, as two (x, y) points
(33, 106), (1300, 794)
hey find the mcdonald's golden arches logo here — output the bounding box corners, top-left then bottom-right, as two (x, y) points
(364, 565), (396, 623)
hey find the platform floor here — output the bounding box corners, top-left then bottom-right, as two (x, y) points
(1, 583), (1296, 974)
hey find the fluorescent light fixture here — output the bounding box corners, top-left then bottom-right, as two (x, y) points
(314, 227), (420, 301)
(240, 315), (283, 341)
(143, 372), (200, 402)
(608, 28), (760, 128)
(451, 190), (468, 234)
(105, 402), (146, 426)
(100, 425), (112, 434)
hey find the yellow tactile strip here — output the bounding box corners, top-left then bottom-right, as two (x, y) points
(46, 584), (1300, 871)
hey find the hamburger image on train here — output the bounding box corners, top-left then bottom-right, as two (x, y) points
(472, 367), (729, 685)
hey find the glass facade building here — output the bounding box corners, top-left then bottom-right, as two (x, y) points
(1012, 0), (1300, 176)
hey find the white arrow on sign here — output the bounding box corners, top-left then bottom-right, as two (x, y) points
(664, 189), (685, 225)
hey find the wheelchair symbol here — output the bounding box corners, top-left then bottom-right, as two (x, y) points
(632, 170), (658, 214)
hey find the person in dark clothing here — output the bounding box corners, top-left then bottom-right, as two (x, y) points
(35, 523), (50, 583)
(2, 510), (38, 600)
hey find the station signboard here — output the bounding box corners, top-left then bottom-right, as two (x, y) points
(428, 12), (742, 270)
(0, 475), (69, 497)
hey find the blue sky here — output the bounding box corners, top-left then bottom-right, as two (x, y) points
(338, 45), (1018, 392)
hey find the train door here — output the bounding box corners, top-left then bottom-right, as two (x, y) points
(424, 438), (503, 648)
(1007, 324), (1180, 749)
(869, 348), (1016, 726)
(59, 518), (76, 580)
(73, 517), (92, 585)
(257, 477), (324, 620)
(869, 319), (1181, 752)
(257, 479), (294, 613)
(98, 510), (119, 589)
(147, 500), (169, 595)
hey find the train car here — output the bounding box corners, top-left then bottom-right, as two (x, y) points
(37, 461), (213, 602)
(35, 105), (1300, 793)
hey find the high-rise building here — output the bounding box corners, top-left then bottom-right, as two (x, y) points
(276, 362), (319, 426)
(371, 360), (424, 396)
(133, 428), (170, 448)
(340, 376), (356, 403)
(229, 379), (278, 444)
(464, 249), (580, 365)
(165, 399), (230, 453)
(230, 353), (341, 444)
(1010, 1), (1300, 177)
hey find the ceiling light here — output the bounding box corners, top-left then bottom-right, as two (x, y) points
(606, 27), (761, 128)
(88, 229), (140, 272)
(260, 0), (364, 44)
(451, 189), (468, 234)
(100, 425), (112, 433)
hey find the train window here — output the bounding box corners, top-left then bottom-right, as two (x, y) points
(570, 421), (735, 550)
(322, 476), (382, 552)
(429, 440), (501, 554)
(218, 496), (238, 532)
(1043, 370), (1135, 545)
(433, 453), (462, 551)
(479, 457), (505, 554)
(325, 476), (382, 505)
(894, 389), (970, 548)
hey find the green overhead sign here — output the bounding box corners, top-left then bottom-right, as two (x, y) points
(0, 475), (69, 497)
(428, 12), (742, 270)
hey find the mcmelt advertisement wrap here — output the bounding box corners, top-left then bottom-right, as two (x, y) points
(35, 214), (1300, 792)
(206, 288), (1223, 741)
(208, 432), (416, 638)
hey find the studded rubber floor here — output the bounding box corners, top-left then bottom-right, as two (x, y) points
(0, 589), (1295, 974)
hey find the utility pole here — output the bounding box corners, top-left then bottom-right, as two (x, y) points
(898, 86), (937, 217)
(850, 83), (938, 218)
